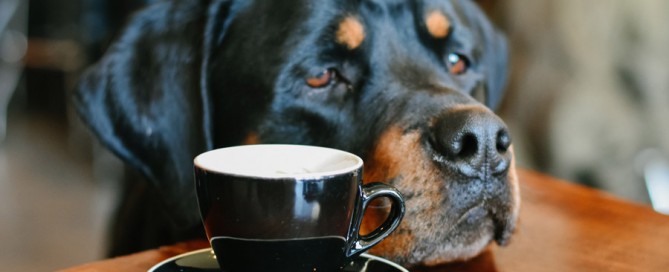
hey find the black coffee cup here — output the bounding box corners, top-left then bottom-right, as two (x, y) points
(194, 145), (405, 272)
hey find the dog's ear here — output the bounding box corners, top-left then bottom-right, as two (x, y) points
(74, 0), (233, 227)
(462, 0), (509, 109)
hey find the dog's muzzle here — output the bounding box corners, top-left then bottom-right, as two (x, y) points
(363, 102), (519, 266)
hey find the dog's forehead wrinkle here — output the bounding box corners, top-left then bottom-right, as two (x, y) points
(371, 45), (479, 99)
(360, 0), (411, 14)
(355, 8), (477, 97)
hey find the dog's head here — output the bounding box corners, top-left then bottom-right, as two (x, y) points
(75, 0), (518, 266)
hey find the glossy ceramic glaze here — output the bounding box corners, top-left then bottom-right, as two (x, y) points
(193, 145), (405, 272)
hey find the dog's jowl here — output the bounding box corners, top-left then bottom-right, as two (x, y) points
(75, 0), (518, 267)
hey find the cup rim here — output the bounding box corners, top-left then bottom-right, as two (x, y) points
(194, 144), (363, 179)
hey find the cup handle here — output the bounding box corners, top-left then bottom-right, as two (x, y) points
(348, 182), (405, 257)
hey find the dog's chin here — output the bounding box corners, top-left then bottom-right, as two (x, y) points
(367, 198), (515, 266)
(417, 219), (495, 266)
(412, 204), (513, 266)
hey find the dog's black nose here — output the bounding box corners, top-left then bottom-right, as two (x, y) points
(430, 106), (512, 177)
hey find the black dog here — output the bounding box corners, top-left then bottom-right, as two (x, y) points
(75, 0), (518, 266)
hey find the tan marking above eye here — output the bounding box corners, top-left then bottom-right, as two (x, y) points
(336, 16), (365, 50)
(425, 10), (451, 39)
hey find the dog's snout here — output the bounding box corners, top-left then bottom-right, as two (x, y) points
(430, 106), (512, 177)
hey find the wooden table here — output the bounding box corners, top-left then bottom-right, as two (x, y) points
(60, 169), (669, 272)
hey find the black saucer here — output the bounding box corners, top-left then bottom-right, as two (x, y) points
(148, 248), (408, 272)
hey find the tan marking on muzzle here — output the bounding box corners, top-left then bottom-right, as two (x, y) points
(336, 16), (365, 50)
(425, 10), (451, 39)
(508, 145), (521, 227)
(361, 126), (444, 263)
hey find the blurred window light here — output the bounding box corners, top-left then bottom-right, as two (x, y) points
(637, 149), (669, 214)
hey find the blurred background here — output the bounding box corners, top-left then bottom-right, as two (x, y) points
(1, 0), (668, 270)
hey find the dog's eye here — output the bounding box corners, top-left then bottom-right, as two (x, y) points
(306, 69), (336, 88)
(447, 53), (469, 75)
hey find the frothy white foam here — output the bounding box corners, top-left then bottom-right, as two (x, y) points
(194, 145), (362, 178)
